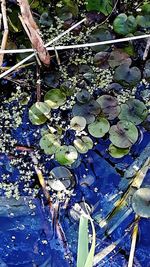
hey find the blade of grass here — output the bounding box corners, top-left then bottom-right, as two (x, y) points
(128, 216), (139, 267)
(84, 216), (96, 267)
(77, 215), (89, 267)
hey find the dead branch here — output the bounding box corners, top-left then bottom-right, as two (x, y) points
(17, 0), (50, 66)
(0, 0), (8, 66)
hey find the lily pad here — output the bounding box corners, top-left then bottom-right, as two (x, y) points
(39, 12), (53, 26)
(39, 133), (61, 155)
(109, 120), (138, 148)
(44, 89), (66, 109)
(108, 144), (130, 158)
(97, 95), (120, 120)
(89, 26), (113, 52)
(136, 4), (150, 28)
(70, 116), (86, 132)
(88, 118), (110, 138)
(74, 136), (93, 154)
(132, 188), (150, 218)
(76, 90), (91, 103)
(119, 99), (148, 125)
(108, 49), (131, 68)
(29, 102), (51, 125)
(49, 166), (75, 191)
(93, 52), (110, 68)
(55, 145), (78, 166)
(113, 13), (137, 35)
(44, 71), (61, 88)
(114, 63), (141, 87)
(72, 100), (101, 124)
(86, 0), (113, 16)
(143, 60), (150, 81)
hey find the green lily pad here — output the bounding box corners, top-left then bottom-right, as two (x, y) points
(113, 13), (137, 35)
(114, 63), (141, 87)
(39, 12), (53, 26)
(97, 95), (120, 120)
(86, 0), (113, 16)
(70, 116), (86, 132)
(72, 100), (101, 124)
(44, 89), (66, 109)
(44, 71), (61, 88)
(55, 145), (78, 166)
(136, 3), (150, 28)
(108, 49), (131, 69)
(76, 90), (91, 103)
(49, 166), (75, 191)
(40, 133), (61, 155)
(108, 144), (130, 158)
(88, 118), (110, 138)
(93, 52), (110, 68)
(74, 136), (93, 154)
(119, 99), (148, 125)
(89, 26), (113, 52)
(109, 120), (138, 148)
(29, 102), (51, 125)
(132, 188), (150, 218)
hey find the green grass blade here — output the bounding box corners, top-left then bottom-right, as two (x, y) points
(77, 215), (89, 267)
(84, 217), (96, 267)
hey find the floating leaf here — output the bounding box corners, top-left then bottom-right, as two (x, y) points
(44, 71), (61, 88)
(132, 188), (150, 218)
(88, 118), (110, 138)
(108, 49), (131, 68)
(86, 0), (113, 16)
(74, 136), (93, 154)
(114, 63), (141, 87)
(136, 4), (150, 28)
(97, 95), (120, 120)
(44, 89), (66, 109)
(70, 116), (86, 132)
(89, 26), (113, 52)
(113, 14), (137, 35)
(55, 145), (78, 166)
(39, 12), (53, 26)
(109, 120), (138, 148)
(76, 90), (91, 103)
(72, 100), (101, 124)
(49, 166), (75, 191)
(108, 144), (130, 158)
(29, 102), (51, 125)
(119, 99), (148, 125)
(93, 52), (110, 68)
(39, 133), (61, 155)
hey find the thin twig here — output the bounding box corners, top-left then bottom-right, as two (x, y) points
(128, 216), (139, 267)
(0, 0), (8, 66)
(0, 18), (86, 79)
(36, 63), (41, 102)
(143, 37), (150, 60)
(0, 33), (150, 55)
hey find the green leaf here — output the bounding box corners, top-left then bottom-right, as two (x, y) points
(77, 215), (89, 267)
(119, 99), (148, 125)
(84, 213), (96, 267)
(109, 120), (138, 148)
(44, 89), (66, 109)
(29, 102), (51, 125)
(96, 95), (120, 120)
(114, 63), (141, 87)
(70, 116), (87, 132)
(113, 14), (137, 35)
(39, 133), (61, 155)
(74, 136), (93, 154)
(55, 145), (78, 166)
(87, 0), (113, 16)
(136, 15), (150, 28)
(132, 187), (150, 218)
(88, 118), (110, 138)
(109, 144), (130, 158)
(89, 26), (113, 52)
